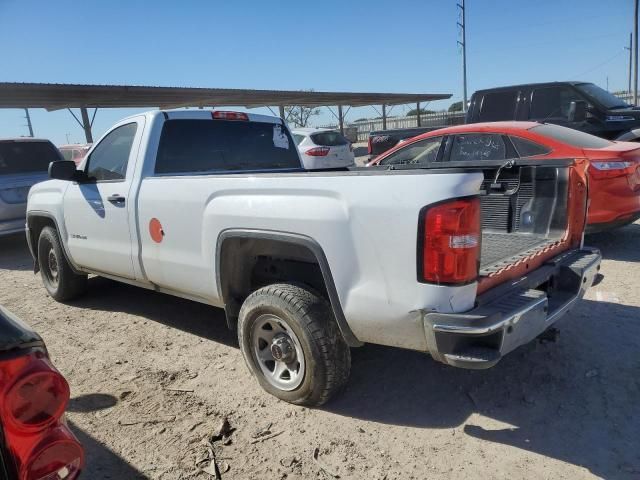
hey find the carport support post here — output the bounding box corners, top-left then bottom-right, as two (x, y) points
(338, 105), (344, 135)
(416, 102), (421, 127)
(279, 105), (285, 121)
(80, 107), (93, 143)
(382, 104), (387, 130)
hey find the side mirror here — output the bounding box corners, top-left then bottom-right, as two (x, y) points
(568, 100), (587, 123)
(48, 160), (79, 181)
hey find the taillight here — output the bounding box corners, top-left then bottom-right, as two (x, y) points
(589, 160), (636, 179)
(211, 111), (249, 121)
(4, 367), (69, 431)
(0, 351), (82, 480)
(305, 147), (330, 156)
(419, 197), (480, 285)
(25, 436), (83, 480)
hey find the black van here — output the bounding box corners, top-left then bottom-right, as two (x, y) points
(466, 81), (640, 142)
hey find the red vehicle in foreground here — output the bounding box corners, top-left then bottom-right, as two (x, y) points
(367, 121), (640, 232)
(0, 305), (83, 480)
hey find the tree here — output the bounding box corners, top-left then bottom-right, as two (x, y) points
(448, 101), (463, 112)
(406, 108), (435, 116)
(284, 90), (321, 127)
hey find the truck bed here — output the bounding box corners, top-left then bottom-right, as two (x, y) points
(480, 232), (557, 275)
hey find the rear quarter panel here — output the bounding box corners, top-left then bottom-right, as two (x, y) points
(137, 170), (483, 351)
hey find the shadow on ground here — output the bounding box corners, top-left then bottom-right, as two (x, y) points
(74, 276), (238, 348)
(68, 420), (148, 479)
(68, 393), (118, 413)
(0, 234), (32, 271)
(586, 221), (640, 262)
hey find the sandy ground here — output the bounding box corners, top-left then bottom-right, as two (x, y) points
(0, 222), (639, 480)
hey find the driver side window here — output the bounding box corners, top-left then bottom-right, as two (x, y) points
(86, 123), (137, 181)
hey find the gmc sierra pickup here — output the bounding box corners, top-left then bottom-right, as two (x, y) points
(26, 110), (601, 406)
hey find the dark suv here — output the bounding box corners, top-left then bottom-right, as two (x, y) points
(466, 81), (640, 142)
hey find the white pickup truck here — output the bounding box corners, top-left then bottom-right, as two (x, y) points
(26, 110), (601, 406)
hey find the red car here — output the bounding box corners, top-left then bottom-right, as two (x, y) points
(0, 305), (83, 480)
(368, 121), (640, 232)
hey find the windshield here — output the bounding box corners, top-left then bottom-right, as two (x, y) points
(576, 83), (630, 109)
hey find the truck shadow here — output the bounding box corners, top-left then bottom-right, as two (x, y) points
(325, 298), (640, 479)
(67, 420), (149, 479)
(585, 221), (640, 262)
(0, 233), (32, 271)
(74, 276), (238, 348)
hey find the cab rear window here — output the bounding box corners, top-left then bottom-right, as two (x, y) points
(155, 119), (302, 174)
(0, 141), (61, 175)
(310, 131), (348, 147)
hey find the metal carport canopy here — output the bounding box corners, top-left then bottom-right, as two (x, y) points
(0, 82), (451, 110)
(0, 82), (451, 141)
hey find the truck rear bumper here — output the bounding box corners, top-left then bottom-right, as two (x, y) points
(423, 247), (601, 369)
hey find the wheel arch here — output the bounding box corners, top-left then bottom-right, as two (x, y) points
(216, 229), (363, 347)
(26, 212), (82, 274)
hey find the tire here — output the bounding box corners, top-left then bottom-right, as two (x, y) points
(37, 226), (87, 301)
(238, 283), (351, 406)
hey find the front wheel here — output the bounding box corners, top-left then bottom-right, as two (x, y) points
(238, 283), (351, 406)
(37, 226), (87, 302)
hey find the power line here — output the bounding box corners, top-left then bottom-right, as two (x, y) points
(570, 49), (626, 80)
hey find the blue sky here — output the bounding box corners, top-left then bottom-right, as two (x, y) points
(0, 0), (634, 145)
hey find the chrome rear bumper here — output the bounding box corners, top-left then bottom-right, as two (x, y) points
(423, 247), (601, 369)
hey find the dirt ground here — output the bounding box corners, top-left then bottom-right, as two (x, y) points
(1, 222), (639, 480)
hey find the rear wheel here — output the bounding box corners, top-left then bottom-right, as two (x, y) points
(37, 226), (87, 301)
(238, 283), (350, 406)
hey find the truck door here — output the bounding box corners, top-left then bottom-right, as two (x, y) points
(62, 117), (145, 279)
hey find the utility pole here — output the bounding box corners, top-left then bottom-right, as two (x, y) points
(626, 32), (633, 93)
(635, 0), (638, 105)
(24, 108), (34, 137)
(457, 0), (468, 112)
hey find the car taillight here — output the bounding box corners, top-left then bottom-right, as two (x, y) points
(211, 111), (249, 121)
(589, 160), (636, 179)
(305, 147), (330, 156)
(25, 436), (83, 480)
(419, 197), (480, 285)
(0, 351), (82, 480)
(4, 366), (69, 431)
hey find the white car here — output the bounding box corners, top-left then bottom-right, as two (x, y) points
(291, 128), (355, 169)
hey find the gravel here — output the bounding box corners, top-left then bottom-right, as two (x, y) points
(1, 221), (639, 479)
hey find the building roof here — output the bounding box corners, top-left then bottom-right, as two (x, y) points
(0, 82), (452, 111)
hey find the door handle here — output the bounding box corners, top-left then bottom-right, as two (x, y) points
(107, 194), (126, 205)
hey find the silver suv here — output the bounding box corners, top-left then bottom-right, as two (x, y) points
(0, 139), (61, 236)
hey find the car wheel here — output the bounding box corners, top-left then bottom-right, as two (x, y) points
(37, 226), (87, 301)
(238, 283), (351, 406)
